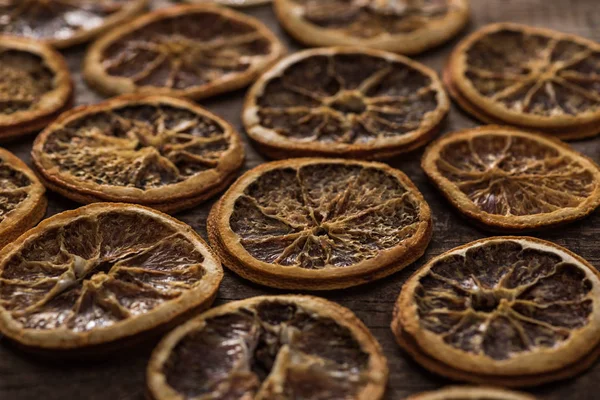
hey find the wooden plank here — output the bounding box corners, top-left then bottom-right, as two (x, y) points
(0, 0), (599, 399)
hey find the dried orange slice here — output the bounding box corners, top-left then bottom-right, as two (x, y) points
(274, 0), (470, 55)
(0, 0), (148, 49)
(421, 126), (600, 232)
(445, 23), (600, 140)
(208, 158), (432, 290)
(147, 295), (388, 400)
(83, 4), (285, 100)
(244, 47), (450, 159)
(407, 386), (536, 400)
(0, 203), (223, 351)
(31, 95), (244, 214)
(0, 36), (73, 141)
(392, 236), (600, 387)
(0, 148), (47, 250)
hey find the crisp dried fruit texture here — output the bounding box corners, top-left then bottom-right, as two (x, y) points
(147, 296), (387, 400)
(393, 237), (600, 382)
(244, 47), (449, 159)
(209, 159), (432, 289)
(84, 4), (285, 100)
(0, 0), (148, 48)
(0, 203), (222, 350)
(422, 127), (600, 231)
(406, 386), (535, 400)
(274, 0), (469, 54)
(446, 23), (600, 139)
(0, 36), (72, 140)
(32, 96), (244, 213)
(0, 148), (47, 249)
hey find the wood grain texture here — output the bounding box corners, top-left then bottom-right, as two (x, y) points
(1, 0), (599, 399)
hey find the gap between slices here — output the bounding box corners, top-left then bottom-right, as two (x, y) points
(446, 23), (600, 139)
(31, 95), (244, 214)
(0, 203), (223, 351)
(273, 0), (470, 54)
(147, 296), (387, 400)
(244, 47), (449, 159)
(83, 4), (285, 100)
(0, 0), (149, 48)
(421, 126), (600, 231)
(209, 158), (432, 290)
(392, 236), (600, 387)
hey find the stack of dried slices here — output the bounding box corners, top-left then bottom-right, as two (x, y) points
(0, 1), (598, 399)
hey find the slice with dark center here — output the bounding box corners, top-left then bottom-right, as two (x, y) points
(0, 36), (73, 141)
(0, 0), (148, 49)
(421, 126), (600, 232)
(0, 148), (47, 250)
(407, 386), (536, 400)
(31, 95), (244, 214)
(445, 23), (600, 140)
(208, 158), (432, 290)
(244, 47), (449, 159)
(83, 4), (285, 100)
(392, 237), (600, 387)
(147, 295), (388, 400)
(0, 203), (223, 351)
(274, 0), (469, 54)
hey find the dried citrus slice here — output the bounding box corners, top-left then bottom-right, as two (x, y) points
(407, 386), (536, 400)
(445, 23), (600, 140)
(0, 0), (148, 49)
(0, 148), (47, 250)
(0, 36), (73, 141)
(208, 158), (432, 290)
(421, 126), (600, 232)
(83, 4), (285, 100)
(31, 95), (244, 214)
(0, 203), (223, 351)
(274, 0), (470, 55)
(392, 236), (600, 387)
(244, 47), (450, 159)
(186, 0), (271, 7)
(147, 295), (388, 400)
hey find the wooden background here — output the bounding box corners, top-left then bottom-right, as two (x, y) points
(1, 0), (599, 399)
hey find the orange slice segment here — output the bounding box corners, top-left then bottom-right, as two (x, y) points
(31, 95), (244, 214)
(0, 0), (148, 49)
(244, 47), (449, 159)
(0, 36), (73, 140)
(147, 295), (388, 400)
(84, 4), (285, 100)
(446, 23), (600, 139)
(208, 158), (432, 290)
(0, 203), (223, 351)
(0, 148), (47, 250)
(421, 126), (600, 231)
(274, 0), (469, 54)
(392, 236), (600, 387)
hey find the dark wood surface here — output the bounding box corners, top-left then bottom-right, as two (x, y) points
(1, 1), (600, 399)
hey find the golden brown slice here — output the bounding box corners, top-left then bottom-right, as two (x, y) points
(0, 203), (223, 351)
(392, 236), (600, 387)
(274, 0), (469, 55)
(0, 148), (47, 250)
(407, 386), (536, 400)
(244, 47), (449, 159)
(445, 23), (600, 140)
(208, 158), (432, 290)
(0, 0), (148, 49)
(84, 4), (285, 100)
(421, 126), (600, 232)
(31, 95), (244, 214)
(147, 295), (388, 400)
(0, 36), (73, 141)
